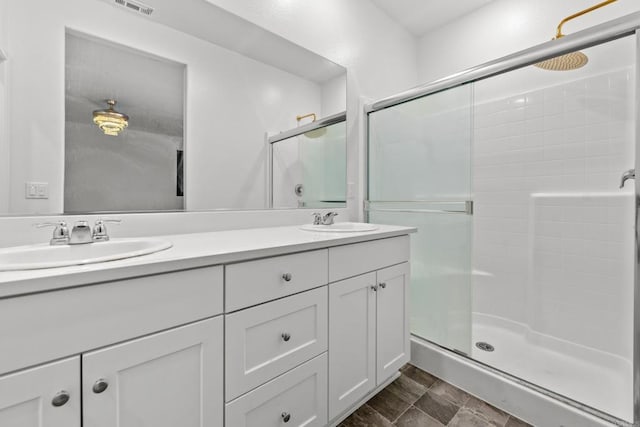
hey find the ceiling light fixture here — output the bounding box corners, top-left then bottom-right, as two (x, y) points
(93, 99), (129, 136)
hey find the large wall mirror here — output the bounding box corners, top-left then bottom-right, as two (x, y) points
(0, 0), (347, 216)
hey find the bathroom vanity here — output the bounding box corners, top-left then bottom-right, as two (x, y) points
(0, 224), (414, 427)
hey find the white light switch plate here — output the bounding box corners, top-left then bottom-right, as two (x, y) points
(25, 182), (49, 199)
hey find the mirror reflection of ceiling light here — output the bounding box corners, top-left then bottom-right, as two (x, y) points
(92, 99), (129, 136)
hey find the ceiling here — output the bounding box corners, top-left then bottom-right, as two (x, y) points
(369, 0), (496, 37)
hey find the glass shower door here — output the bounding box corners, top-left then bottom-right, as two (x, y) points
(367, 84), (473, 355)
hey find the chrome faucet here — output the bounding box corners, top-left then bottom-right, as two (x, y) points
(620, 169), (635, 189)
(37, 218), (121, 245)
(322, 212), (338, 225)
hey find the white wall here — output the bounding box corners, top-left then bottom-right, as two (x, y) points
(0, 0), (9, 213)
(417, 0), (640, 83)
(3, 0), (325, 214)
(205, 0), (419, 220)
(321, 74), (347, 117)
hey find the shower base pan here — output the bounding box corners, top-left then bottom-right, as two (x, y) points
(411, 334), (631, 427)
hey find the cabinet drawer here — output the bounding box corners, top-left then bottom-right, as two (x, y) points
(226, 353), (327, 427)
(328, 236), (410, 282)
(225, 287), (328, 400)
(225, 249), (328, 311)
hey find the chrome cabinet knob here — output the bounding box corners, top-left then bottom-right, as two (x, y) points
(371, 285), (378, 292)
(281, 332), (291, 342)
(379, 282), (387, 289)
(282, 273), (292, 282)
(281, 412), (291, 423)
(51, 390), (70, 407)
(92, 378), (109, 394)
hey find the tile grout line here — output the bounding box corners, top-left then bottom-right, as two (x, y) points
(387, 374), (449, 425)
(389, 372), (436, 424)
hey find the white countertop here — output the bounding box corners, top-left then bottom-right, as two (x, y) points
(0, 223), (416, 298)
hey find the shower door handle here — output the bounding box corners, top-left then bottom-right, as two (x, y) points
(620, 169), (635, 189)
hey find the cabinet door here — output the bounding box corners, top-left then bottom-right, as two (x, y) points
(82, 317), (223, 427)
(0, 357), (80, 427)
(328, 272), (376, 420)
(376, 262), (410, 383)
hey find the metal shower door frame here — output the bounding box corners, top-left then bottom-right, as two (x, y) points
(364, 12), (640, 427)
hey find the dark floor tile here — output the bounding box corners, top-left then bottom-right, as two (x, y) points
(429, 380), (471, 406)
(340, 403), (393, 427)
(385, 374), (428, 405)
(401, 365), (438, 388)
(505, 416), (533, 427)
(368, 388), (412, 422)
(413, 390), (460, 425)
(448, 408), (495, 427)
(464, 396), (509, 426)
(393, 406), (444, 427)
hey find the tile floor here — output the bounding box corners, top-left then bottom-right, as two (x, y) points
(339, 364), (532, 427)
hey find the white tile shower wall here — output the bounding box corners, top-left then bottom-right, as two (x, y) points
(530, 193), (633, 357)
(472, 69), (635, 357)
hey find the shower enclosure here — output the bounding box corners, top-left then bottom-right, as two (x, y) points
(366, 13), (639, 427)
(268, 112), (346, 209)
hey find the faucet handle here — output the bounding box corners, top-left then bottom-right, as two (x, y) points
(92, 218), (121, 242)
(35, 221), (69, 245)
(312, 212), (322, 225)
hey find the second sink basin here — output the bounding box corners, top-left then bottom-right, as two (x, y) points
(0, 238), (173, 271)
(299, 222), (379, 233)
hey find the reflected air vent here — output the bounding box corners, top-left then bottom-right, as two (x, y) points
(112, 0), (154, 16)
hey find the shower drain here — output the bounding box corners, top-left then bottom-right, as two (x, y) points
(475, 341), (495, 352)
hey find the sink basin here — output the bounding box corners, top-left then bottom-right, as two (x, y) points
(0, 238), (173, 271)
(299, 222), (379, 233)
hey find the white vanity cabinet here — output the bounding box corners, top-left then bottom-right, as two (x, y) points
(0, 226), (414, 427)
(327, 238), (410, 421)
